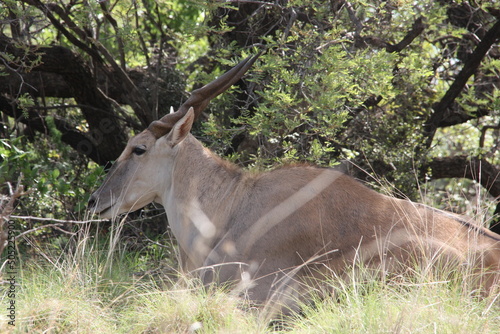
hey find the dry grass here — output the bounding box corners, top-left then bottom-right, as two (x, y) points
(2, 182), (500, 333)
(2, 223), (499, 334)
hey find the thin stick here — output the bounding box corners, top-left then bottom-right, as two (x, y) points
(10, 215), (106, 224)
(9, 216), (105, 240)
(14, 223), (69, 240)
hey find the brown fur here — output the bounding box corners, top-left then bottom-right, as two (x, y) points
(90, 127), (500, 317)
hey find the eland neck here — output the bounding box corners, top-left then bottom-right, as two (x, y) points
(159, 134), (244, 267)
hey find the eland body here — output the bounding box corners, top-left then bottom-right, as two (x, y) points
(89, 56), (500, 315)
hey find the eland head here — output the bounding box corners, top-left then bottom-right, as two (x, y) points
(88, 55), (258, 219)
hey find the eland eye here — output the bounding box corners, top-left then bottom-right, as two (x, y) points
(132, 145), (147, 156)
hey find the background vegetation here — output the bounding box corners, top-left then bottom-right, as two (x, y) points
(1, 0), (500, 332)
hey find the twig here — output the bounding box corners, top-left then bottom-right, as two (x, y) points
(15, 223), (68, 240)
(24, 0), (105, 64)
(11, 216), (106, 240)
(385, 16), (426, 53)
(281, 8), (297, 44)
(0, 56), (38, 96)
(125, 219), (173, 249)
(220, 0), (282, 7)
(480, 124), (500, 148)
(345, 1), (363, 35)
(0, 174), (32, 254)
(10, 215), (106, 224)
(99, 1), (126, 69)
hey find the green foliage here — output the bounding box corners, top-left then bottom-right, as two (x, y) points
(202, 1), (441, 192)
(0, 132), (103, 219)
(220, 0), (497, 202)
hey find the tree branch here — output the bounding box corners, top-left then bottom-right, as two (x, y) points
(0, 34), (127, 164)
(0, 175), (31, 255)
(425, 155), (500, 198)
(352, 15), (426, 53)
(22, 0), (152, 126)
(0, 95), (106, 164)
(99, 1), (126, 69)
(424, 19), (500, 147)
(10, 216), (107, 240)
(425, 155), (500, 233)
(22, 0), (105, 65)
(385, 17), (426, 53)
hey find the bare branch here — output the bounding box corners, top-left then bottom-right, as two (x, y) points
(385, 17), (426, 53)
(10, 215), (107, 241)
(0, 175), (31, 254)
(133, 1), (150, 67)
(425, 155), (500, 198)
(98, 1), (126, 69)
(15, 223), (74, 240)
(425, 19), (500, 147)
(480, 124), (500, 149)
(22, 0), (105, 64)
(10, 215), (107, 224)
(345, 1), (363, 35)
(22, 0), (152, 126)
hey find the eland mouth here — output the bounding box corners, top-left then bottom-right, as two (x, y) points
(87, 196), (115, 218)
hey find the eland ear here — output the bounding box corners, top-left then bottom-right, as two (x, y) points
(166, 107), (195, 146)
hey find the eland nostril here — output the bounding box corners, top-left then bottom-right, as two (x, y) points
(87, 196), (96, 209)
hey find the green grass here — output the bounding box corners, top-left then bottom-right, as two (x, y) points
(292, 278), (499, 333)
(2, 226), (500, 333)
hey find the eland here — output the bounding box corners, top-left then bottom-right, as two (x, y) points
(88, 55), (500, 316)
